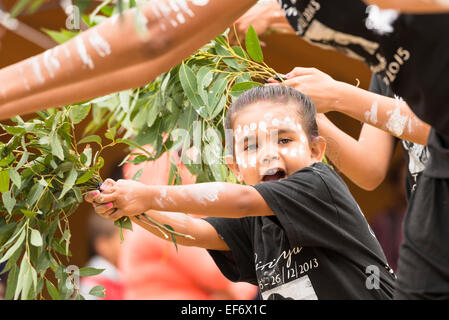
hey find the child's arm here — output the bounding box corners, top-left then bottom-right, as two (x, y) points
(128, 210), (229, 251)
(85, 178), (273, 243)
(0, 0), (257, 120)
(317, 114), (396, 191)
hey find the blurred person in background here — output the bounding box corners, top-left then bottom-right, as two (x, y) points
(370, 159), (407, 273)
(79, 165), (124, 300)
(79, 212), (124, 300)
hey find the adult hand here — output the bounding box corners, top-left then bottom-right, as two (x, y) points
(267, 67), (341, 114)
(228, 1), (293, 46)
(84, 178), (151, 221)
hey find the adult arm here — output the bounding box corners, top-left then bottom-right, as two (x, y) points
(229, 0), (295, 45)
(0, 0), (257, 120)
(269, 67), (430, 145)
(363, 0), (449, 13)
(317, 114), (396, 190)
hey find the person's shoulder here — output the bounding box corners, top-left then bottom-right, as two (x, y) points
(290, 162), (334, 180)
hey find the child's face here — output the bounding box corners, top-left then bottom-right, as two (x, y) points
(228, 101), (325, 185)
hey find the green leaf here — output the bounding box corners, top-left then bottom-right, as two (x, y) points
(0, 169), (10, 193)
(30, 229), (43, 247)
(2, 191), (16, 214)
(26, 183), (44, 207)
(0, 228), (25, 264)
(179, 63), (206, 117)
(78, 135), (102, 146)
(245, 25), (264, 63)
(75, 170), (93, 185)
(43, 28), (79, 44)
(16, 150), (29, 170)
(215, 45), (244, 70)
(131, 168), (143, 181)
(5, 265), (19, 300)
(69, 104), (91, 124)
(89, 285), (106, 298)
(50, 133), (65, 161)
(164, 224), (178, 252)
(116, 138), (153, 158)
(10, 0), (32, 18)
(20, 209), (37, 219)
(79, 267), (105, 277)
(9, 168), (21, 189)
(231, 81), (263, 92)
(59, 167), (78, 199)
(46, 280), (60, 300)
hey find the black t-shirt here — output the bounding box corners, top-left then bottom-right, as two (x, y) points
(278, 0), (449, 177)
(368, 74), (429, 199)
(204, 162), (395, 300)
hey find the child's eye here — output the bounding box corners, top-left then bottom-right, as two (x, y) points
(279, 138), (291, 145)
(244, 144), (258, 151)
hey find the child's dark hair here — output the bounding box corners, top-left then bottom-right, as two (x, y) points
(225, 85), (319, 141)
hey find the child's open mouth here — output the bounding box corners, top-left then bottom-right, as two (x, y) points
(262, 168), (287, 182)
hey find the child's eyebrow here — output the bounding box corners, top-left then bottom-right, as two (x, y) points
(277, 128), (297, 135)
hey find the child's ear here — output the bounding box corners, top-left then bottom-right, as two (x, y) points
(225, 155), (243, 182)
(310, 136), (326, 162)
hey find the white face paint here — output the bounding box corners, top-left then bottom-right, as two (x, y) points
(89, 30), (111, 57)
(364, 101), (378, 124)
(264, 112), (274, 121)
(259, 121), (267, 132)
(250, 122), (257, 131)
(31, 57), (45, 84)
(271, 118), (280, 126)
(75, 37), (94, 69)
(281, 148), (288, 155)
(249, 156), (257, 167)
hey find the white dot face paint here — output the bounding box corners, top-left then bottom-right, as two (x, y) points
(272, 118), (280, 126)
(249, 156), (257, 167)
(364, 101), (378, 124)
(281, 148), (288, 155)
(89, 30), (111, 57)
(264, 112), (274, 121)
(290, 149), (298, 157)
(250, 122), (257, 131)
(300, 134), (307, 144)
(259, 121), (267, 132)
(75, 37), (94, 69)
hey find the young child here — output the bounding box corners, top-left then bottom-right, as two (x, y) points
(85, 86), (395, 300)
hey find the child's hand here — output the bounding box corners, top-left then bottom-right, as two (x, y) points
(84, 178), (151, 221)
(266, 67), (340, 113)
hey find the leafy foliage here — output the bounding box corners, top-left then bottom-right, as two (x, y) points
(1, 1), (284, 300)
